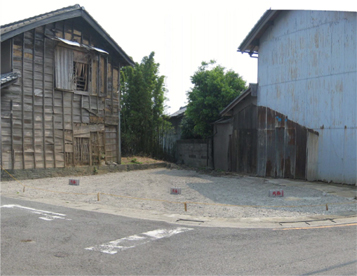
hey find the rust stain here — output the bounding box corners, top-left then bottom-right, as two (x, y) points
(314, 32), (319, 48)
(336, 80), (343, 93)
(266, 160), (272, 177)
(284, 158), (293, 178)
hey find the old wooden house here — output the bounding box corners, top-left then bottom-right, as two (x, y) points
(0, 5), (134, 172)
(216, 9), (356, 184)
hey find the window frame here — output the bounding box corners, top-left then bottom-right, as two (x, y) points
(54, 45), (92, 94)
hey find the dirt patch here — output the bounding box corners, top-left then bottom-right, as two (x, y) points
(121, 156), (163, 165)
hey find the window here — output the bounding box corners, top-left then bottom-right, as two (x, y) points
(73, 62), (89, 91)
(55, 46), (91, 92)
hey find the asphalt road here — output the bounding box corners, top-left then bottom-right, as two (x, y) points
(1, 196), (356, 275)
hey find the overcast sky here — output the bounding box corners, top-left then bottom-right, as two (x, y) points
(1, 0), (356, 114)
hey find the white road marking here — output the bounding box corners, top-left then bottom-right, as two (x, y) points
(85, 227), (193, 254)
(0, 204), (71, 221)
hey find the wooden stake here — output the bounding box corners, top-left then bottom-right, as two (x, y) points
(97, 193), (100, 201)
(23, 186), (25, 193)
(184, 202), (187, 212)
(326, 204), (328, 211)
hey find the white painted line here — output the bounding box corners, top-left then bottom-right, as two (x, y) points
(0, 204), (71, 221)
(85, 227), (193, 254)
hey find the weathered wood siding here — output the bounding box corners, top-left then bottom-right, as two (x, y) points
(1, 18), (121, 170)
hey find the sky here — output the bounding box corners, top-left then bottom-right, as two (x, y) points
(1, 0), (356, 114)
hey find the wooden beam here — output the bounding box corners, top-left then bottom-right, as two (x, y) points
(110, 60), (113, 115)
(52, 90), (56, 168)
(62, 91), (65, 167)
(10, 100), (14, 170)
(117, 64), (121, 164)
(89, 133), (92, 167)
(42, 26), (47, 169)
(32, 29), (37, 169)
(103, 128), (107, 164)
(71, 92), (75, 166)
(96, 55), (100, 113)
(97, 54), (100, 96)
(105, 56), (108, 98)
(22, 32), (25, 169)
(80, 95), (83, 123)
(50, 24), (57, 168)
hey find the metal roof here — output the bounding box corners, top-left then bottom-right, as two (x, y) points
(0, 4), (134, 67)
(219, 83), (257, 117)
(170, 106), (187, 117)
(237, 9), (282, 56)
(1, 72), (19, 88)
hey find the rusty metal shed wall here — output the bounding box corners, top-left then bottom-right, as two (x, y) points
(257, 10), (357, 184)
(213, 119), (233, 171)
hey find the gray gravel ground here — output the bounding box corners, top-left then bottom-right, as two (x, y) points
(1, 168), (356, 219)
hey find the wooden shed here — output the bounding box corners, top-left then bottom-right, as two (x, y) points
(0, 5), (134, 171)
(215, 83), (314, 180)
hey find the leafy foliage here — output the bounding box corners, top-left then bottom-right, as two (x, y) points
(180, 116), (198, 139)
(183, 61), (246, 138)
(120, 52), (171, 157)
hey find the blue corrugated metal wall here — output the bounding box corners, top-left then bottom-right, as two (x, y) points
(257, 10), (356, 184)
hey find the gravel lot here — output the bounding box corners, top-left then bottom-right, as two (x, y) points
(1, 168), (356, 219)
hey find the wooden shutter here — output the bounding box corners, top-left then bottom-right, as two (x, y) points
(55, 47), (74, 90)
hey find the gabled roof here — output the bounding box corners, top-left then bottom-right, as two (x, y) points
(237, 9), (282, 57)
(220, 83), (257, 117)
(170, 106), (187, 118)
(0, 4), (134, 66)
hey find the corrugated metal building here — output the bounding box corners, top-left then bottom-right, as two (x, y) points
(238, 10), (356, 184)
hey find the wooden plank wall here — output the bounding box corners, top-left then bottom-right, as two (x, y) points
(1, 18), (121, 170)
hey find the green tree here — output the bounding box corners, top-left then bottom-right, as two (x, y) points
(120, 52), (170, 156)
(184, 60), (246, 138)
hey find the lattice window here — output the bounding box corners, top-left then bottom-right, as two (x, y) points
(74, 138), (90, 165)
(73, 62), (89, 91)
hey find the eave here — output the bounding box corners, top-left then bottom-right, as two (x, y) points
(220, 83), (257, 117)
(0, 72), (19, 89)
(237, 10), (282, 56)
(0, 5), (134, 67)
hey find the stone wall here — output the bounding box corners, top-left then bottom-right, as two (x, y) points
(176, 139), (213, 168)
